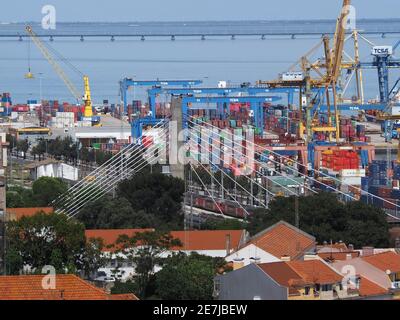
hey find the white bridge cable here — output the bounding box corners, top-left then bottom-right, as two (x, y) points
(65, 135), (169, 219)
(63, 128), (170, 218)
(61, 125), (170, 214)
(54, 145), (140, 210)
(189, 163), (225, 216)
(191, 118), (400, 219)
(187, 127), (290, 197)
(65, 142), (168, 219)
(57, 125), (169, 215)
(188, 120), (317, 195)
(190, 119), (360, 199)
(59, 122), (169, 215)
(187, 130), (272, 207)
(55, 141), (155, 212)
(188, 122), (313, 196)
(52, 119), (166, 207)
(188, 156), (250, 217)
(52, 119), (166, 204)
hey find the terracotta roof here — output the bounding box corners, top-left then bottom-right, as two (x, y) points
(362, 251), (400, 273)
(287, 260), (343, 284)
(0, 274), (137, 300)
(318, 251), (360, 262)
(248, 221), (315, 260)
(6, 207), (54, 220)
(85, 229), (154, 251)
(358, 276), (388, 297)
(169, 230), (246, 251)
(258, 261), (304, 295)
(258, 260), (343, 294)
(86, 229), (247, 253)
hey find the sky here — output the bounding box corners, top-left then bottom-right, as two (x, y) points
(6, 0), (400, 22)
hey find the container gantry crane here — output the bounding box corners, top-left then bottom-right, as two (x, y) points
(25, 25), (96, 122)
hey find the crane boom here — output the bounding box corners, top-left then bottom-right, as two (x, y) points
(26, 25), (94, 119)
(26, 26), (82, 102)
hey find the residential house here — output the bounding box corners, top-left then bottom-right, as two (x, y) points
(330, 251), (400, 299)
(25, 159), (78, 181)
(85, 228), (248, 280)
(225, 221), (316, 269)
(0, 274), (138, 300)
(215, 259), (357, 300)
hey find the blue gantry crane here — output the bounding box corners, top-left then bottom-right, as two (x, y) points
(119, 78), (203, 114)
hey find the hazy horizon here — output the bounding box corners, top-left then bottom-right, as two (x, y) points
(2, 0), (399, 22)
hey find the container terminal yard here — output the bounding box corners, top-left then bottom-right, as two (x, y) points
(0, 0), (400, 302)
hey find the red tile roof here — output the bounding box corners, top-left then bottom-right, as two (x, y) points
(248, 221), (315, 260)
(358, 276), (388, 297)
(85, 229), (154, 251)
(287, 260), (343, 284)
(362, 251), (400, 273)
(0, 274), (137, 300)
(170, 230), (246, 251)
(258, 261), (304, 295)
(86, 229), (246, 252)
(6, 207), (54, 220)
(258, 260), (343, 293)
(318, 251), (360, 262)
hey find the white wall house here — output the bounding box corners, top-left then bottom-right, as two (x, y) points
(225, 244), (281, 269)
(27, 160), (79, 181)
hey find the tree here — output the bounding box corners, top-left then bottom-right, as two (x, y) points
(155, 253), (220, 300)
(16, 139), (29, 159)
(114, 231), (182, 299)
(247, 192), (390, 248)
(32, 177), (68, 206)
(111, 280), (139, 295)
(5, 212), (103, 275)
(6, 186), (36, 208)
(117, 172), (185, 229)
(78, 195), (158, 229)
(200, 218), (246, 231)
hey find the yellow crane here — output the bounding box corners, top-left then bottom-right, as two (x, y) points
(25, 25), (93, 119)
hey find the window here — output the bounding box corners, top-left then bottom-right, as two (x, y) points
(304, 287), (311, 295)
(321, 284), (333, 292)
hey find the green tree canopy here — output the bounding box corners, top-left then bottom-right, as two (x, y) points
(247, 192), (389, 248)
(155, 252), (220, 300)
(117, 173), (184, 225)
(5, 212), (104, 275)
(32, 177), (68, 206)
(114, 231), (182, 299)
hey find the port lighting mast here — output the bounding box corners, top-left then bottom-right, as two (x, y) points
(25, 25), (93, 118)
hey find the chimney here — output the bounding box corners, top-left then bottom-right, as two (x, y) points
(303, 253), (318, 261)
(225, 234), (231, 256)
(348, 244), (354, 251)
(362, 246), (374, 257)
(281, 255), (291, 262)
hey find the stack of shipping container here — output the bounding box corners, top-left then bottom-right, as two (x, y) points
(361, 160), (400, 216)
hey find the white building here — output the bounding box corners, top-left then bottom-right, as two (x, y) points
(85, 228), (249, 281)
(26, 159), (79, 181)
